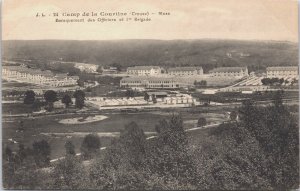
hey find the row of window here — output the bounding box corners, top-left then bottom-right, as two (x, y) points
(267, 74), (298, 76)
(213, 74), (245, 76)
(121, 81), (175, 84)
(267, 71), (298, 73)
(170, 71), (199, 73)
(127, 70), (160, 72)
(212, 71), (245, 74)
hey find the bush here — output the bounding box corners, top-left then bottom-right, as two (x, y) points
(65, 141), (76, 156)
(32, 140), (51, 167)
(80, 134), (101, 159)
(197, 117), (207, 127)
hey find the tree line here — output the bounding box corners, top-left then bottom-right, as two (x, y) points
(261, 77), (298, 86)
(3, 91), (299, 190)
(23, 89), (86, 111)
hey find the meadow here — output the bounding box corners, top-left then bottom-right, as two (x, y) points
(2, 101), (229, 159)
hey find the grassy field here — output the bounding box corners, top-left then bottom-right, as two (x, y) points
(2, 112), (168, 158)
(2, 103), (229, 159)
(2, 103), (37, 115)
(2, 81), (36, 88)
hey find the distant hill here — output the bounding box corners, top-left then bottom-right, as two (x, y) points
(2, 39), (298, 72)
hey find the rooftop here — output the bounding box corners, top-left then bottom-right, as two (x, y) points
(127, 66), (161, 70)
(168, 67), (203, 72)
(209, 67), (248, 73)
(267, 66), (298, 71)
(121, 76), (176, 81)
(3, 65), (54, 77)
(3, 65), (79, 79)
(146, 92), (168, 96)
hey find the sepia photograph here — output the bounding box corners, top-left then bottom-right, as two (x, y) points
(1, 0), (299, 190)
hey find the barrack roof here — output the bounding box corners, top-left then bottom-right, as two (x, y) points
(3, 65), (79, 79)
(146, 92), (168, 96)
(266, 66), (298, 71)
(209, 67), (247, 73)
(3, 65), (54, 77)
(127, 66), (161, 70)
(121, 76), (176, 81)
(168, 67), (203, 72)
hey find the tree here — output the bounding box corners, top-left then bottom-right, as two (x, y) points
(200, 80), (207, 86)
(3, 157), (43, 190)
(261, 78), (284, 86)
(77, 79), (84, 87)
(194, 80), (207, 87)
(110, 63), (122, 71)
(18, 120), (24, 132)
(238, 95), (299, 189)
(44, 90), (58, 111)
(96, 66), (103, 74)
(196, 122), (272, 190)
(126, 89), (135, 99)
(119, 122), (147, 167)
(73, 90), (85, 109)
(89, 122), (147, 190)
(284, 79), (289, 85)
(32, 140), (51, 167)
(229, 111), (238, 121)
(197, 117), (207, 127)
(81, 134), (101, 159)
(194, 80), (198, 86)
(271, 90), (284, 106)
(65, 140), (76, 156)
(149, 115), (198, 185)
(62, 94), (72, 108)
(152, 94), (157, 104)
(291, 78), (298, 86)
(15, 144), (27, 164)
(3, 146), (13, 162)
(24, 90), (36, 104)
(51, 155), (89, 189)
(261, 78), (270, 85)
(144, 92), (150, 102)
(279, 78), (284, 85)
(32, 99), (43, 112)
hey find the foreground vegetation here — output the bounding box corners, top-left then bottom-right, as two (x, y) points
(3, 91), (299, 190)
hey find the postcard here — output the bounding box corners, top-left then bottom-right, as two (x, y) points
(2, 0), (299, 190)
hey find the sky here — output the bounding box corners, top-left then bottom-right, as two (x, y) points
(2, 0), (299, 41)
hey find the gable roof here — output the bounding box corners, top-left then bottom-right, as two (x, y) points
(209, 67), (247, 73)
(168, 67), (203, 72)
(127, 66), (160, 70)
(266, 66), (298, 71)
(3, 65), (54, 77)
(3, 65), (79, 79)
(121, 76), (176, 82)
(146, 92), (168, 96)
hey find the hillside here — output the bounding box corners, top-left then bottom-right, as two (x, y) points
(2, 39), (298, 72)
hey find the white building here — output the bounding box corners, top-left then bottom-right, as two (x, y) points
(120, 76), (181, 89)
(127, 66), (161, 76)
(74, 63), (99, 73)
(167, 67), (203, 76)
(209, 67), (248, 78)
(266, 66), (298, 78)
(2, 66), (79, 87)
(50, 61), (99, 73)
